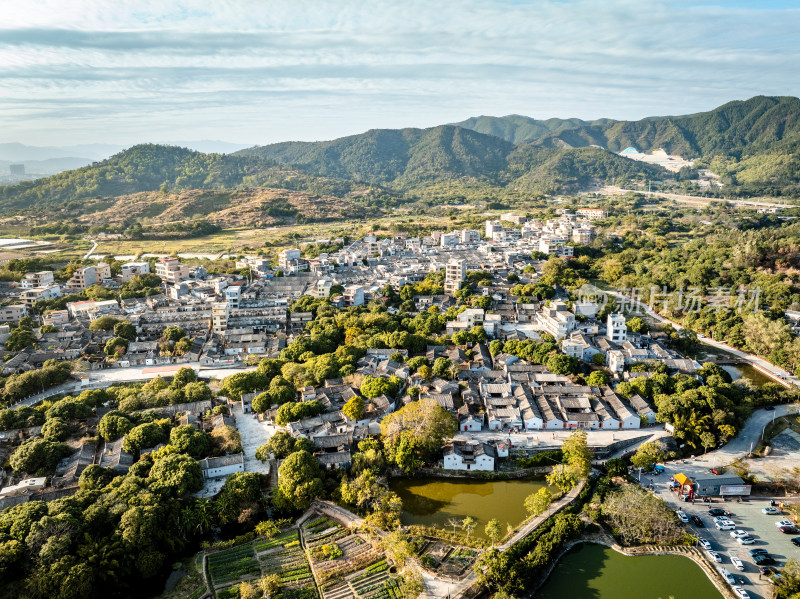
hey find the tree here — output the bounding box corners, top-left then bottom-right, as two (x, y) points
(210, 425), (242, 454)
(113, 320), (136, 340)
(586, 370), (610, 386)
(432, 357), (454, 379)
(97, 411), (134, 441)
(103, 336), (129, 357)
(148, 453), (203, 496)
(462, 516), (477, 540)
(122, 421), (168, 454)
(417, 365), (432, 380)
(78, 464), (115, 490)
(361, 375), (401, 399)
(380, 398), (457, 472)
(561, 430), (592, 479)
(258, 430), (296, 460)
(258, 574), (281, 597)
(626, 317), (647, 333)
(591, 352), (606, 366)
(605, 457), (627, 477)
(485, 519), (502, 546)
(162, 326), (185, 342)
(9, 437), (71, 473)
(41, 417), (69, 441)
(275, 400), (325, 426)
(743, 312), (790, 356)
(274, 450), (324, 512)
(630, 440), (666, 470)
(524, 487), (553, 517)
(182, 381), (212, 403)
(546, 354), (579, 375)
(546, 464), (578, 493)
(169, 424), (210, 457)
(343, 396), (365, 421)
(89, 316), (120, 331)
(171, 367), (197, 389)
(699, 431), (717, 454)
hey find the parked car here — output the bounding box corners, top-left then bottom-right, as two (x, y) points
(748, 548), (769, 556)
(779, 525), (799, 534)
(716, 522), (736, 531)
(708, 550), (723, 562)
(737, 536), (756, 545)
(762, 507), (781, 515)
(691, 515), (705, 527)
(730, 530), (750, 539)
(709, 508), (728, 517)
(717, 567), (735, 585)
(764, 405), (775, 411)
(713, 516), (732, 524)
(733, 587), (751, 599)
(791, 537), (800, 547)
(676, 510), (689, 523)
(759, 565), (778, 575)
(754, 554), (776, 566)
(698, 538), (712, 550)
(776, 520), (794, 528)
(730, 555), (745, 571)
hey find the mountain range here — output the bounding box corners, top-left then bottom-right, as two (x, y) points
(1, 95), (798, 227)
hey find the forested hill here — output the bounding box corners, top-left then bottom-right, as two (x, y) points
(452, 95), (800, 159)
(234, 124), (666, 190)
(0, 144), (275, 210)
(236, 125), (515, 185)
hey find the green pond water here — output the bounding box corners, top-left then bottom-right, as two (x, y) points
(389, 477), (549, 538)
(721, 363), (773, 388)
(536, 543), (723, 599)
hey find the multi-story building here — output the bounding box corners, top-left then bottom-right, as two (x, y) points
(20, 284), (61, 308)
(460, 229), (481, 244)
(155, 257), (189, 284)
(20, 271), (54, 289)
(64, 263), (112, 292)
(444, 259), (466, 295)
(440, 232), (459, 247)
(536, 301), (576, 339)
(0, 304), (26, 323)
(607, 313), (627, 343)
(121, 262), (150, 282)
(485, 220), (503, 239)
(577, 208), (607, 220)
(571, 225), (596, 245)
(342, 285), (364, 307)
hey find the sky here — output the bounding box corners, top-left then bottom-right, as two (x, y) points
(0, 0), (798, 148)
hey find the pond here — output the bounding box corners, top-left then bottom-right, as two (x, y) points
(389, 477), (549, 538)
(721, 363), (773, 388)
(536, 543), (723, 599)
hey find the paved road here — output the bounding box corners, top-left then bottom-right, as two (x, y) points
(598, 185), (791, 210)
(82, 239), (98, 260)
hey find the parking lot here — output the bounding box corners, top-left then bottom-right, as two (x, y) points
(639, 464), (800, 599)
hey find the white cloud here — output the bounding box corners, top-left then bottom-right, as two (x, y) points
(0, 0), (797, 144)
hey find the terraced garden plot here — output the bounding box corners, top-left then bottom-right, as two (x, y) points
(207, 544), (261, 588)
(321, 560), (401, 599)
(313, 534), (382, 582)
(258, 542), (314, 588)
(254, 529), (300, 552)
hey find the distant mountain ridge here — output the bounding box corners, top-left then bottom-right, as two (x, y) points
(2, 95), (799, 221)
(451, 96), (800, 158)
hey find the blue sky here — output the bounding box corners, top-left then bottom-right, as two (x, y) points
(0, 0), (798, 146)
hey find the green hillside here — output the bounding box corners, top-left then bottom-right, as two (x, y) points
(237, 125), (514, 185)
(0, 144), (273, 211)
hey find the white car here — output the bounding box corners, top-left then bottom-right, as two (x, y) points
(716, 522), (736, 531)
(708, 550), (723, 562)
(733, 587), (751, 599)
(762, 507), (781, 515)
(717, 567), (735, 585)
(676, 510), (689, 523)
(713, 516), (731, 524)
(736, 536), (756, 545)
(730, 530), (749, 539)
(698, 538), (712, 550)
(730, 555), (745, 571)
(776, 520), (794, 528)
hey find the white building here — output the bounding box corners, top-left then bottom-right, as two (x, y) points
(121, 262), (150, 282)
(0, 304), (26, 323)
(20, 271), (54, 289)
(343, 285), (364, 307)
(200, 454), (245, 479)
(460, 229), (481, 244)
(607, 313), (627, 343)
(440, 232), (459, 247)
(485, 220), (503, 239)
(607, 349), (625, 373)
(443, 442), (496, 471)
(445, 259), (466, 295)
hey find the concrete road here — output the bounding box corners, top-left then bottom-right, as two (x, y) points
(231, 402), (275, 476)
